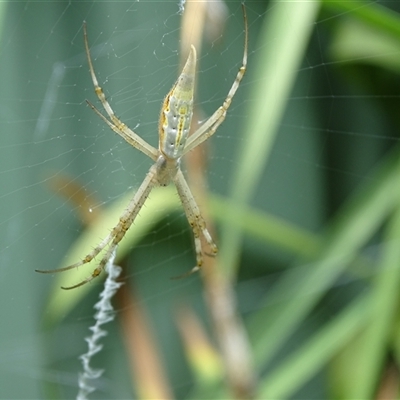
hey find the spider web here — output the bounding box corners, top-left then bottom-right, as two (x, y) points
(1, 1), (400, 399)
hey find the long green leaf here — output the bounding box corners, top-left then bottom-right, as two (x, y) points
(218, 0), (320, 278)
(258, 293), (370, 399)
(331, 201), (400, 398)
(249, 145), (400, 372)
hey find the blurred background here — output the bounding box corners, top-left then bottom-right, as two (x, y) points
(2, 0), (400, 398)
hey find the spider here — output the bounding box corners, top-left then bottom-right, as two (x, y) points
(36, 6), (248, 290)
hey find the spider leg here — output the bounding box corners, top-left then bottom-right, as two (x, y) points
(183, 4), (248, 155)
(37, 165), (157, 289)
(182, 107), (225, 155)
(61, 243), (117, 290)
(173, 170), (217, 278)
(86, 100), (157, 161)
(61, 165), (157, 289)
(35, 230), (116, 274)
(83, 23), (158, 161)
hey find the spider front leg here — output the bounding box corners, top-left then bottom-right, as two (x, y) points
(183, 4), (248, 155)
(83, 22), (158, 162)
(173, 170), (217, 278)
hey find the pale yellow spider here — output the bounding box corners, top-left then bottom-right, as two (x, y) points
(37, 6), (248, 289)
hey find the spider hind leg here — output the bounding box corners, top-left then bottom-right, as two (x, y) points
(173, 170), (217, 279)
(171, 228), (217, 280)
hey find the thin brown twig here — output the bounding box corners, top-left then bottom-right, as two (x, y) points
(180, 2), (255, 398)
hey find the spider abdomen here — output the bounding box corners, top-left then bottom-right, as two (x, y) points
(159, 46), (197, 160)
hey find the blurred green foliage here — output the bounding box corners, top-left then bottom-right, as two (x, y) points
(2, 1), (400, 398)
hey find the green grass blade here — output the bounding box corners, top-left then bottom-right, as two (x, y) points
(218, 1), (320, 278)
(331, 204), (400, 398)
(322, 0), (400, 39)
(249, 146), (400, 370)
(330, 9), (400, 73)
(258, 293), (370, 399)
(211, 194), (320, 259)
